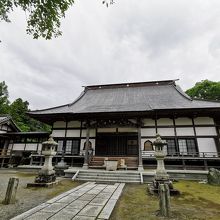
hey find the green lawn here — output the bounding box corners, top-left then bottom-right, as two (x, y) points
(110, 181), (220, 220)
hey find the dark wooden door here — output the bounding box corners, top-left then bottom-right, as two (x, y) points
(96, 133), (138, 156)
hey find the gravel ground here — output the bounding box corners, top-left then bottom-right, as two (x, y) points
(0, 169), (80, 220)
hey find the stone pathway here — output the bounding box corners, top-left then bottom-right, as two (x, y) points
(11, 182), (125, 220)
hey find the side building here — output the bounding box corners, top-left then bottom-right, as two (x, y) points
(27, 80), (220, 170)
(0, 115), (49, 167)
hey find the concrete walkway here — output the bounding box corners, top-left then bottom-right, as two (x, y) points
(11, 182), (125, 220)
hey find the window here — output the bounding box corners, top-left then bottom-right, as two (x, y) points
(166, 139), (177, 155)
(144, 140), (153, 151)
(65, 140), (72, 154)
(57, 140), (64, 154)
(178, 139), (197, 155)
(65, 139), (80, 155)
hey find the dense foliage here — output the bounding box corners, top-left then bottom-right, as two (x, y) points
(0, 0), (114, 39)
(185, 80), (220, 101)
(0, 81), (50, 132)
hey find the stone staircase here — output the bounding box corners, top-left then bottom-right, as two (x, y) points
(89, 156), (138, 169)
(74, 170), (142, 183)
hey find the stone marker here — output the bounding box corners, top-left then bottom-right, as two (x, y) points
(158, 183), (170, 217)
(4, 177), (19, 204)
(208, 168), (220, 185)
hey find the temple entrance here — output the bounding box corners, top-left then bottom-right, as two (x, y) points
(95, 133), (138, 156)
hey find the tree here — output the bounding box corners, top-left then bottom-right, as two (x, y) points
(0, 81), (50, 132)
(9, 98), (51, 132)
(0, 0), (114, 40)
(0, 81), (10, 114)
(185, 80), (220, 101)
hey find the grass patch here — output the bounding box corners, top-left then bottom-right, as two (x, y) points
(110, 181), (220, 220)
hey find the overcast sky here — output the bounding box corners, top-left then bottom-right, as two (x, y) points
(1, 0), (220, 110)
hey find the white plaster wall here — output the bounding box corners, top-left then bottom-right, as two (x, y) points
(0, 130), (6, 133)
(97, 128), (116, 133)
(52, 130), (66, 137)
(13, 144), (25, 151)
(143, 119), (155, 126)
(176, 127), (195, 136)
(68, 121), (81, 128)
(118, 127), (137, 132)
(141, 128), (156, 136)
(66, 129), (81, 137)
(53, 121), (66, 128)
(197, 138), (217, 156)
(195, 127), (217, 136)
(2, 125), (8, 130)
(25, 143), (38, 151)
(157, 118), (173, 126)
(8, 143), (13, 150)
(175, 117), (193, 125)
(157, 128), (175, 136)
(194, 117), (214, 125)
(81, 129), (96, 137)
(37, 144), (42, 153)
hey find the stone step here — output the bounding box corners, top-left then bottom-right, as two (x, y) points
(77, 171), (140, 175)
(77, 175), (140, 180)
(75, 177), (140, 183)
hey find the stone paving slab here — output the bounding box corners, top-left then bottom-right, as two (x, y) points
(11, 182), (125, 220)
(49, 208), (79, 220)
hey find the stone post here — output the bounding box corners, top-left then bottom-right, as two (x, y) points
(159, 183), (170, 217)
(4, 177), (19, 204)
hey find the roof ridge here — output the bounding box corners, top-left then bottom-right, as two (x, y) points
(174, 84), (192, 101)
(85, 79), (178, 90)
(68, 90), (87, 107)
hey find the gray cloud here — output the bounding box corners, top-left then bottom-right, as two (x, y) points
(1, 0), (220, 110)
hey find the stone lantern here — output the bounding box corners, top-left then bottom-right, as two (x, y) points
(35, 135), (58, 184)
(153, 133), (169, 181)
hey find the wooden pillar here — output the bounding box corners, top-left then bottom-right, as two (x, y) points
(83, 121), (90, 169)
(137, 119), (144, 171)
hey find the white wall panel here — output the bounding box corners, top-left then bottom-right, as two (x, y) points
(157, 128), (175, 136)
(176, 127), (194, 136)
(141, 128), (156, 136)
(53, 121), (66, 128)
(97, 128), (116, 133)
(66, 130), (81, 137)
(175, 117), (193, 125)
(143, 119), (155, 126)
(195, 127), (217, 136)
(25, 143), (38, 151)
(37, 144), (42, 153)
(13, 144), (25, 151)
(52, 130), (66, 137)
(68, 121), (81, 128)
(194, 117), (214, 125)
(118, 127), (137, 132)
(157, 118), (173, 126)
(197, 138), (217, 156)
(81, 129), (96, 137)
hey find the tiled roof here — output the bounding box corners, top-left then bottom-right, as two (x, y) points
(29, 80), (220, 115)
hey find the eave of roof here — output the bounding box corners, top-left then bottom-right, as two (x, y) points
(28, 80), (220, 122)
